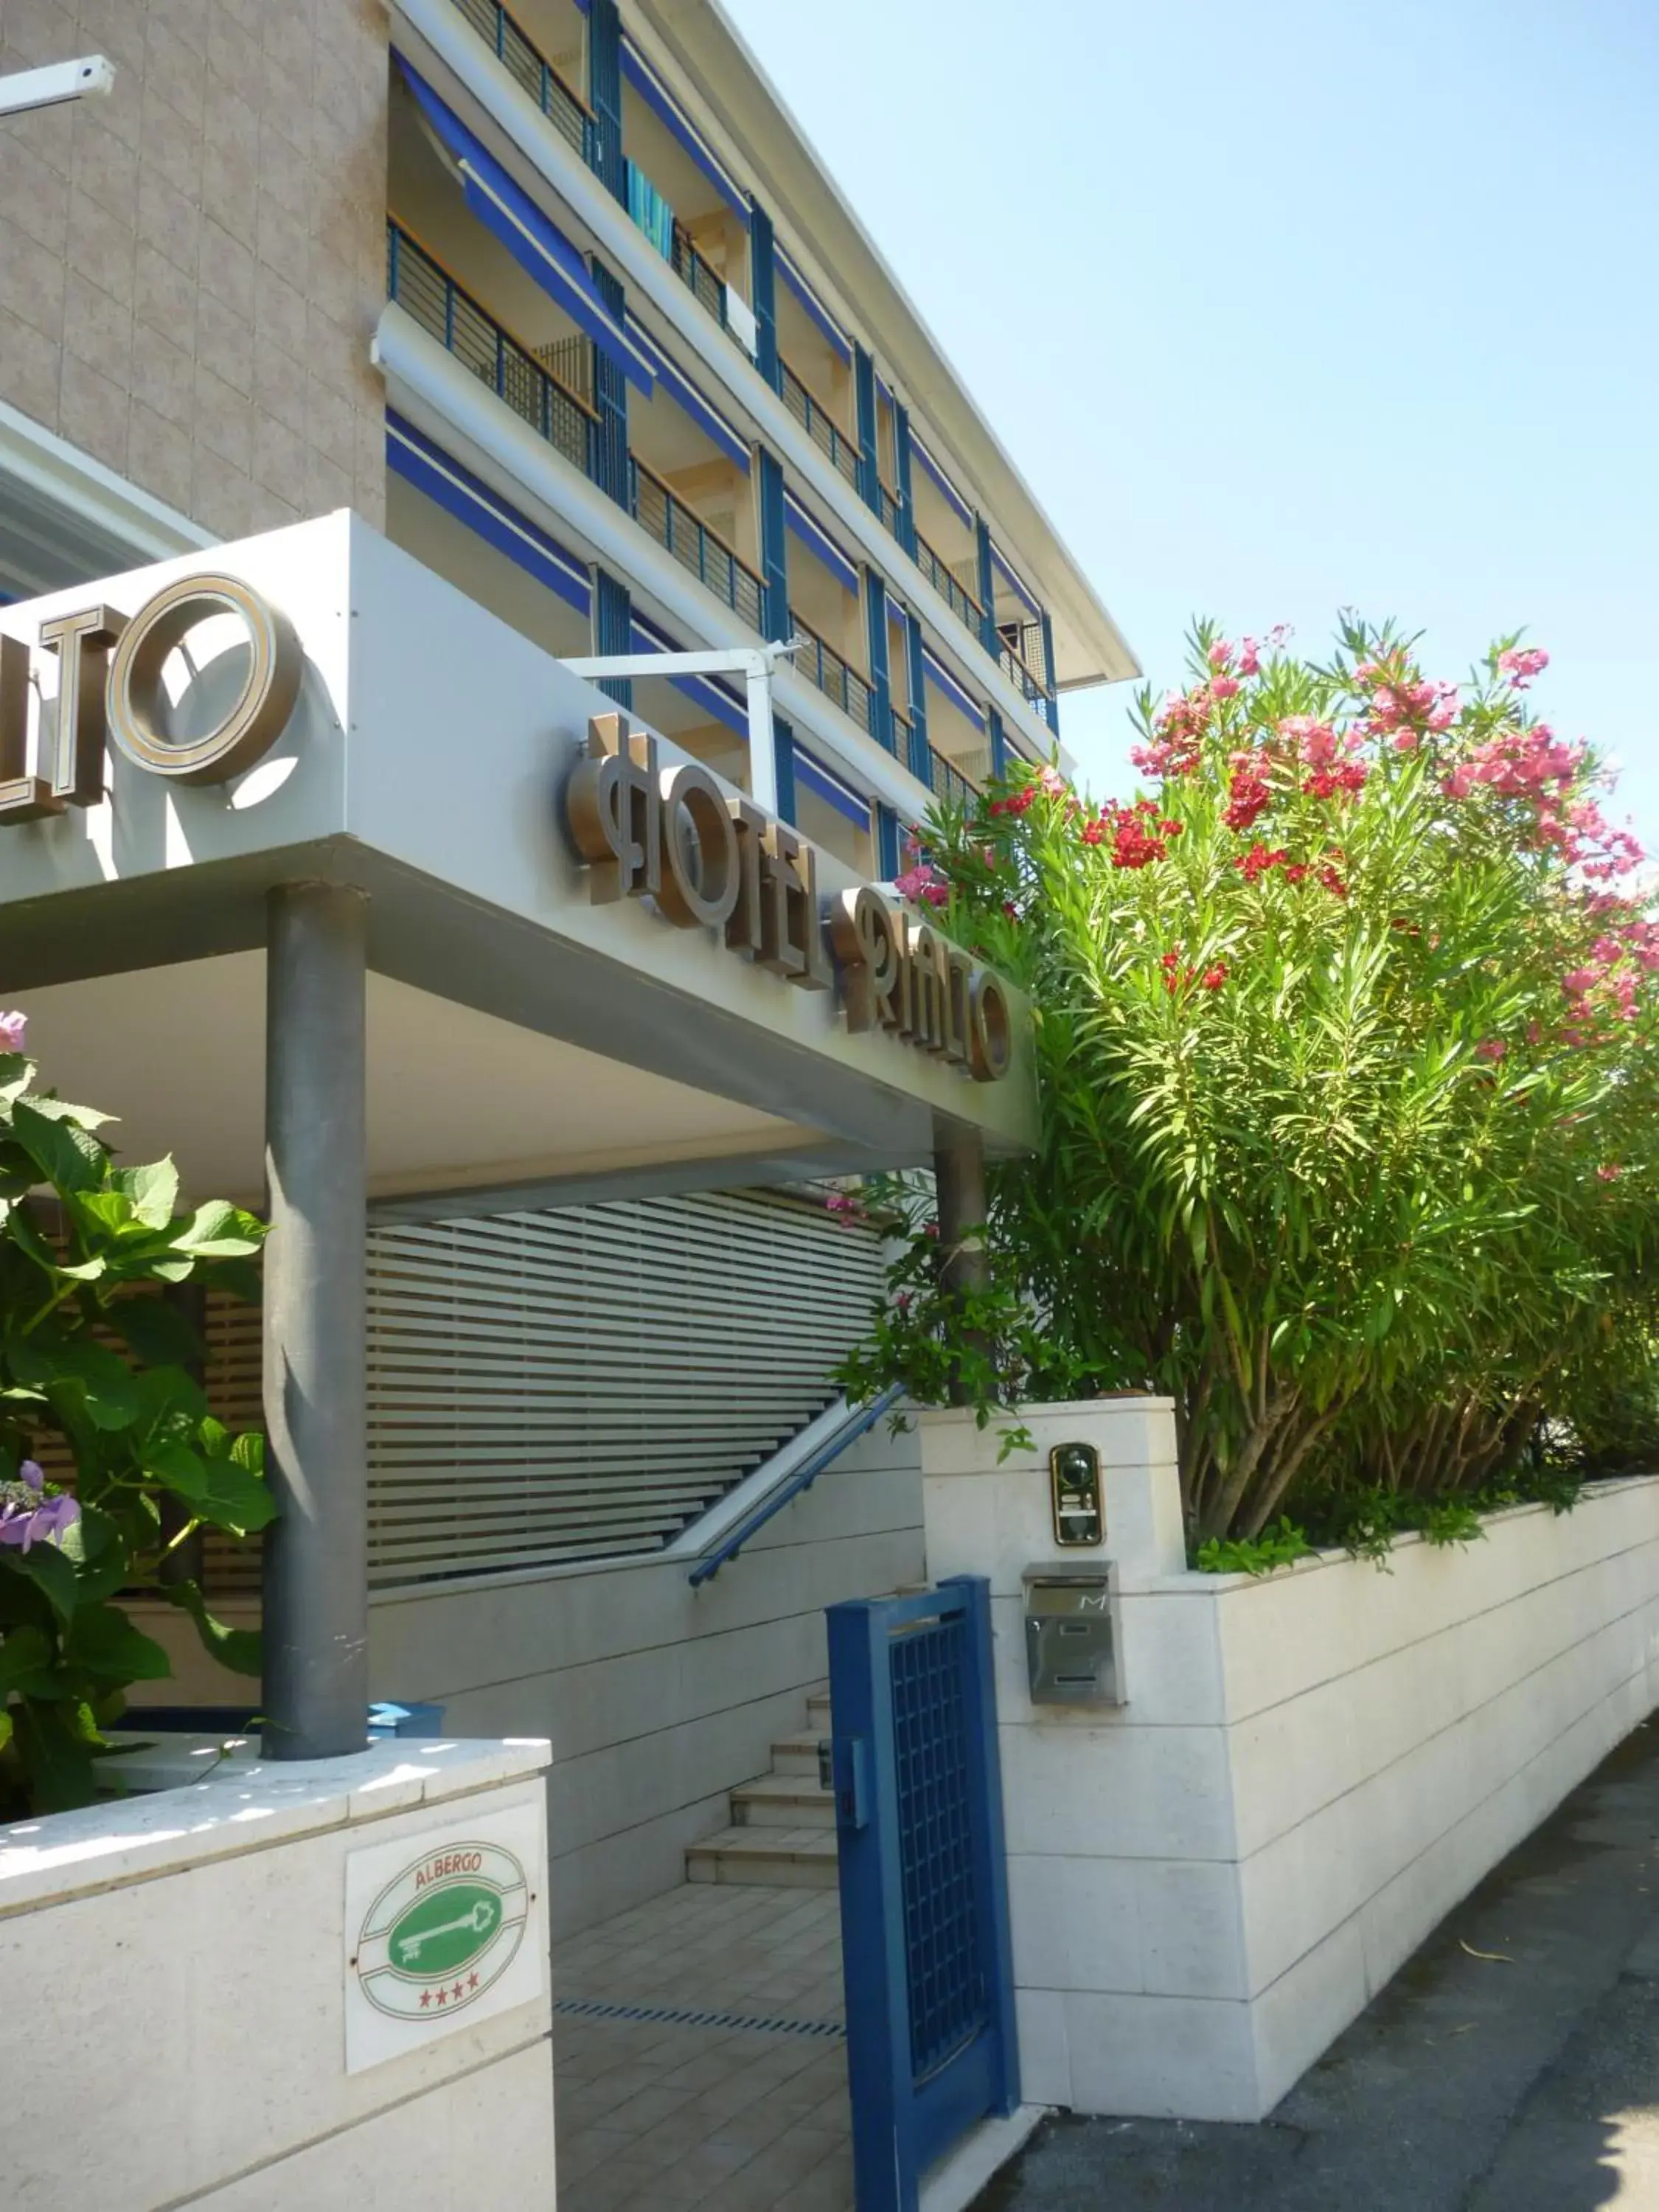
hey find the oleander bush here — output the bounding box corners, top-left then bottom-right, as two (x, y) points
(840, 620), (1659, 1548)
(0, 1017), (271, 1815)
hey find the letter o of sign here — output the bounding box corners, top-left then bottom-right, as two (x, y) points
(968, 971), (1014, 1082)
(105, 573), (302, 785)
(657, 762), (741, 931)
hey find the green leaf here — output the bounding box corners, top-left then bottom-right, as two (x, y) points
(57, 1503), (130, 1606)
(2, 1537), (79, 1624)
(108, 1297), (204, 1371)
(62, 1603), (172, 1685)
(0, 1050), (34, 1104)
(113, 1157), (180, 1231)
(146, 1439), (276, 1534)
(158, 1579), (262, 1678)
(40, 1338), (143, 1430)
(0, 1623), (60, 1700)
(12, 1698), (102, 1812)
(10, 1097), (107, 1194)
(170, 1200), (265, 1259)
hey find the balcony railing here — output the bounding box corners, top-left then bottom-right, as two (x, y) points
(387, 220), (598, 480)
(632, 459), (765, 633)
(790, 612), (872, 737)
(671, 223), (728, 329)
(914, 528), (986, 638)
(781, 360), (859, 491)
(448, 0), (591, 161)
(998, 640), (1049, 713)
(927, 745), (980, 811)
(876, 479), (902, 540)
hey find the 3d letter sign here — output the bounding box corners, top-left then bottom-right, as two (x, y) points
(565, 713), (1014, 1082)
(0, 571), (302, 821)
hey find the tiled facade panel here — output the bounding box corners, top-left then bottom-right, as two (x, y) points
(0, 0), (387, 532)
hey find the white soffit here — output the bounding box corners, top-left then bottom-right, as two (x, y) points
(16, 956), (810, 1207)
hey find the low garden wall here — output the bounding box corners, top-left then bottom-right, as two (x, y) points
(922, 1401), (1659, 2123)
(1, 1737), (556, 2208)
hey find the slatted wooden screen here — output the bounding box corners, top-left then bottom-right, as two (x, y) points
(41, 1189), (883, 1600)
(362, 1189), (886, 1587)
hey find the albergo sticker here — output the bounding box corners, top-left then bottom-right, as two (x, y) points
(353, 1838), (530, 2023)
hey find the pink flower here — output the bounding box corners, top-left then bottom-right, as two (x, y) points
(1207, 641), (1234, 672)
(1597, 1164), (1623, 1183)
(1236, 638), (1262, 677)
(894, 863), (948, 909)
(1498, 646), (1549, 689)
(1037, 764), (1068, 799)
(1211, 675), (1240, 700)
(0, 1010), (25, 1054)
(1473, 1038), (1507, 1063)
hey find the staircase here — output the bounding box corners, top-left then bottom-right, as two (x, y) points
(686, 1682), (839, 1888)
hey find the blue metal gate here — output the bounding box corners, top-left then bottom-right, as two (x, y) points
(827, 1576), (1020, 2211)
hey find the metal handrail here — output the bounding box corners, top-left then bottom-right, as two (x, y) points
(448, 0), (593, 160)
(386, 219), (599, 481)
(631, 456), (765, 632)
(928, 745), (980, 809)
(671, 223), (727, 328)
(687, 1385), (904, 1586)
(876, 479), (902, 539)
(914, 529), (985, 635)
(789, 608), (874, 735)
(780, 356), (859, 489)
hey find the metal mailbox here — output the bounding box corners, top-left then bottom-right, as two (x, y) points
(1023, 1565), (1121, 1707)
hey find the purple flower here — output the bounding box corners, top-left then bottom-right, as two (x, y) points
(0, 1009), (25, 1054)
(0, 1462), (77, 1551)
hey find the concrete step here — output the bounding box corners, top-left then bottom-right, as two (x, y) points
(685, 1826), (838, 1889)
(770, 1731), (827, 1776)
(731, 1772), (836, 1830)
(805, 1691), (832, 1733)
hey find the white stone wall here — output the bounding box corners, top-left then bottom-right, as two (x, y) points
(922, 1403), (1659, 2123)
(0, 1739), (556, 2211)
(128, 1419), (923, 1936)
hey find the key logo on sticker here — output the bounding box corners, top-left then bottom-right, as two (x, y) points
(352, 1840), (530, 2023)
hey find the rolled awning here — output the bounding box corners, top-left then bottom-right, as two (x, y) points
(397, 55), (655, 396)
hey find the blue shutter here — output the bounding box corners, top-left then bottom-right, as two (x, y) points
(905, 613), (931, 785)
(1040, 609), (1060, 733)
(589, 260), (630, 507)
(749, 201), (779, 391)
(864, 571), (893, 757)
(989, 706), (1007, 782)
(894, 400), (917, 558)
(854, 345), (880, 516)
(757, 448), (790, 641)
(773, 709), (796, 822)
(974, 514), (998, 658)
(876, 804), (902, 880)
(588, 0), (625, 201)
(594, 571), (632, 707)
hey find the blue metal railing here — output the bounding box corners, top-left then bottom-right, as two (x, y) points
(631, 457), (765, 631)
(781, 358), (860, 490)
(687, 1385), (903, 1586)
(386, 220), (599, 482)
(448, 0), (593, 161)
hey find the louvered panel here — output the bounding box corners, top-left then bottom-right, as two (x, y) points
(199, 1291), (265, 1600)
(364, 1188), (885, 1588)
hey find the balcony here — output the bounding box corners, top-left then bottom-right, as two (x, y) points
(790, 611), (873, 739)
(630, 456), (764, 633)
(387, 219), (598, 479)
(448, 0), (591, 162)
(780, 359), (859, 493)
(914, 529), (985, 639)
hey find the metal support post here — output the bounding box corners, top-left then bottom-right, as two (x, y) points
(933, 1120), (990, 1405)
(262, 882), (369, 1760)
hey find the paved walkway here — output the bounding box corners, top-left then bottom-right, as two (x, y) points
(976, 1715), (1659, 2211)
(552, 1884), (853, 2211)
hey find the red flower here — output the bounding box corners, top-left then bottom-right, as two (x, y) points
(1222, 769), (1272, 832)
(1200, 964), (1228, 990)
(1318, 864), (1348, 899)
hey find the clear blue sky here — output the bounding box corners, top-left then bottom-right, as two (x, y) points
(721, 0), (1659, 844)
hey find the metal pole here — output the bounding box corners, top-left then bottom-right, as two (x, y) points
(262, 882), (369, 1760)
(745, 659), (779, 815)
(933, 1120), (990, 1407)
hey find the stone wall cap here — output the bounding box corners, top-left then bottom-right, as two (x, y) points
(0, 1735), (552, 1919)
(917, 1397), (1177, 1425)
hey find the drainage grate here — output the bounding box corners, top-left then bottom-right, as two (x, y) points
(555, 1997), (845, 2041)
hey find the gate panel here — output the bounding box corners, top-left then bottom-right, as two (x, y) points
(828, 1576), (1019, 2212)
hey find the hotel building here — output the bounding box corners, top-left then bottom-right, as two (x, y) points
(0, 0), (1134, 1933)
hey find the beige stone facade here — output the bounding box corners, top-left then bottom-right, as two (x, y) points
(0, 0), (388, 538)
